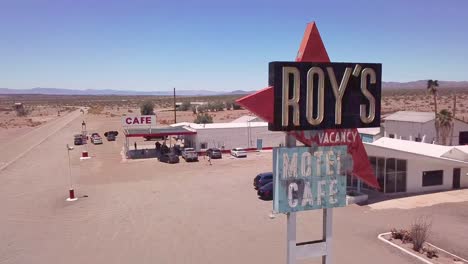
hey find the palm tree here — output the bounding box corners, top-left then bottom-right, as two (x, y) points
(427, 80), (439, 143)
(438, 109), (453, 145)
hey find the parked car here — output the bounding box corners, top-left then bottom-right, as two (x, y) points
(90, 133), (103, 144)
(253, 172), (273, 189)
(159, 153), (180, 164)
(206, 148), (222, 159)
(106, 133), (116, 141)
(181, 147), (199, 162)
(258, 182), (273, 200)
(231, 147), (247, 158)
(104, 131), (118, 141)
(73, 134), (83, 145)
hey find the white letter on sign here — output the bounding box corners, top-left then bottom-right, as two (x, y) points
(360, 68), (376, 124)
(282, 67), (300, 127)
(302, 181), (314, 206)
(317, 180), (326, 206)
(306, 67), (325, 126)
(326, 150), (334, 176)
(327, 67), (352, 125)
(283, 153), (298, 179)
(329, 179), (338, 204)
(301, 152), (312, 177)
(288, 182), (298, 208)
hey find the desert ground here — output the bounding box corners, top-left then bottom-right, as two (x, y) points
(1, 90), (468, 264)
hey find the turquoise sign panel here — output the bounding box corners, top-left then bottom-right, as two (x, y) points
(273, 146), (351, 213)
(257, 139), (263, 150)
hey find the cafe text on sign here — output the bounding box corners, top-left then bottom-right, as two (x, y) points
(121, 115), (156, 126)
(273, 146), (351, 213)
(269, 62), (381, 131)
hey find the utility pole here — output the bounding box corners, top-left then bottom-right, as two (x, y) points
(173, 87), (177, 124)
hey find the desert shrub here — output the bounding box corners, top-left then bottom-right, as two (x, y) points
(179, 101), (191, 111)
(88, 105), (104, 115)
(225, 100), (234, 110)
(410, 217), (431, 252)
(191, 106), (197, 114)
(194, 113), (213, 124)
(197, 105), (208, 113)
(209, 102), (224, 111)
(423, 248), (438, 259)
(140, 100), (155, 115)
(232, 102), (242, 110)
(390, 228), (412, 243)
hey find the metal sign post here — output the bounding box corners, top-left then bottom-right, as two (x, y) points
(285, 134), (297, 264)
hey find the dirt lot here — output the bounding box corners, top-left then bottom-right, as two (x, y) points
(0, 111), (467, 264)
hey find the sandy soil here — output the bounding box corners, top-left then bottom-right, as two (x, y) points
(382, 93), (468, 121)
(0, 102), (76, 146)
(0, 111), (467, 264)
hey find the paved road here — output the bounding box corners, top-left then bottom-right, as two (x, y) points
(0, 110), (83, 171)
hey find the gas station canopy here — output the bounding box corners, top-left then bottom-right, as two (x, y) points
(123, 126), (197, 138)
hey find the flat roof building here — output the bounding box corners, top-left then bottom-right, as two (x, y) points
(363, 137), (468, 193)
(383, 111), (468, 145)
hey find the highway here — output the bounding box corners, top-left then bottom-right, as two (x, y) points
(0, 110), (83, 171)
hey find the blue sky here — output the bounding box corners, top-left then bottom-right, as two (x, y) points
(1, 0), (467, 91)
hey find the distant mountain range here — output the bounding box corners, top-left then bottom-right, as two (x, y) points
(0, 87), (253, 96)
(383, 80), (468, 90)
(1, 80), (467, 96)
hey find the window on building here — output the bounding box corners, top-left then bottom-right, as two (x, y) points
(396, 159), (407, 192)
(422, 170), (443, 186)
(389, 134), (395, 138)
(367, 156), (406, 193)
(385, 158), (396, 193)
(459, 131), (468, 145)
(200, 142), (207, 149)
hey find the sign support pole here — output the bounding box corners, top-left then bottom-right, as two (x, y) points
(285, 134), (296, 264)
(285, 133), (334, 264)
(287, 212), (297, 264)
(322, 208), (333, 264)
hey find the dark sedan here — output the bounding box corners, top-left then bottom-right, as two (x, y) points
(74, 136), (83, 145)
(253, 172), (273, 189)
(158, 153), (180, 164)
(257, 182), (273, 200)
(206, 148), (222, 159)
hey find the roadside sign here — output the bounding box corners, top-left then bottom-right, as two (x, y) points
(237, 22), (380, 264)
(269, 62), (381, 131)
(273, 146), (351, 213)
(121, 115), (156, 126)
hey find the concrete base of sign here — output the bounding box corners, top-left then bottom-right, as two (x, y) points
(346, 192), (368, 205)
(66, 197), (78, 202)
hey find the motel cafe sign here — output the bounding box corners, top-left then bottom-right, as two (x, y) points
(271, 62), (381, 213)
(121, 115), (156, 126)
(273, 146), (352, 213)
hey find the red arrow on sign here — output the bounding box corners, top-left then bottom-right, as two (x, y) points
(236, 22), (380, 189)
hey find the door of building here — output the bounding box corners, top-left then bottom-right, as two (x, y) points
(256, 139), (263, 150)
(453, 168), (461, 189)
